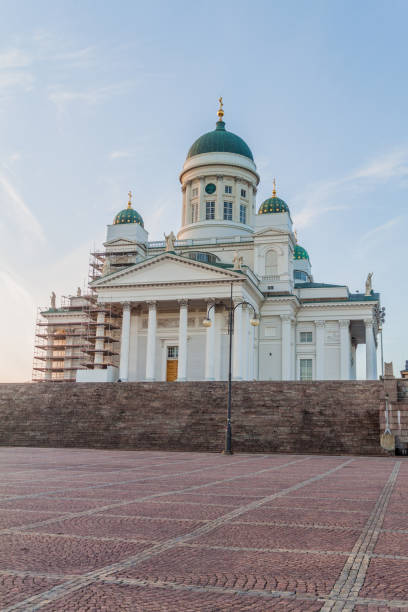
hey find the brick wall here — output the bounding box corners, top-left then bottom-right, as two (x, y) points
(0, 381), (385, 455)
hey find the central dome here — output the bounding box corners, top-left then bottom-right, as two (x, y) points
(187, 120), (254, 161)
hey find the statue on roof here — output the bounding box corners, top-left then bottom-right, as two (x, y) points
(77, 287), (81, 297)
(50, 292), (56, 309)
(365, 272), (373, 296)
(164, 231), (176, 252)
(233, 251), (243, 270)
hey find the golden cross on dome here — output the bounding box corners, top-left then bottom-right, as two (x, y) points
(272, 178), (277, 197)
(127, 190), (132, 209)
(217, 96), (224, 121)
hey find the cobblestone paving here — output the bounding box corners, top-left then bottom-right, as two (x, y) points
(0, 448), (405, 611)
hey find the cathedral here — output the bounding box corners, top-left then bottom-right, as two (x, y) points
(33, 101), (381, 383)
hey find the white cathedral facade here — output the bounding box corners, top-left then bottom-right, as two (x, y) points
(34, 102), (381, 384)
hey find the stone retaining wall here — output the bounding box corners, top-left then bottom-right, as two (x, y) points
(0, 381), (385, 455)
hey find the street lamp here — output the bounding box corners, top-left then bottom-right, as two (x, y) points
(203, 282), (259, 455)
(374, 305), (386, 376)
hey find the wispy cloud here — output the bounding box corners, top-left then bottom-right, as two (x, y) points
(110, 150), (137, 160)
(293, 148), (408, 229)
(0, 48), (31, 69)
(49, 81), (134, 116)
(0, 174), (44, 240)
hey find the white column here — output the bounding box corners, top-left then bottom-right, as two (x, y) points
(233, 301), (243, 379)
(365, 320), (376, 380)
(177, 299), (188, 381)
(205, 300), (215, 380)
(119, 302), (131, 381)
(181, 185), (186, 226)
(145, 301), (157, 381)
(199, 177), (205, 220)
(216, 175), (223, 219)
(214, 308), (223, 380)
(350, 342), (357, 380)
(185, 182), (191, 225)
(281, 315), (292, 380)
(291, 319), (296, 380)
(94, 309), (105, 368)
(315, 320), (325, 380)
(340, 319), (351, 380)
(241, 305), (249, 380)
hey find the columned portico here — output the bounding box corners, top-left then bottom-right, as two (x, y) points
(177, 299), (188, 381)
(365, 319), (377, 380)
(339, 319), (351, 380)
(281, 315), (292, 380)
(119, 302), (131, 381)
(205, 300), (215, 380)
(145, 301), (157, 381)
(315, 320), (325, 380)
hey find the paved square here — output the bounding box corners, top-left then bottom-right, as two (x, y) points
(0, 448), (406, 611)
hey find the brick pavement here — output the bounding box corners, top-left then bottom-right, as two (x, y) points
(0, 448), (406, 611)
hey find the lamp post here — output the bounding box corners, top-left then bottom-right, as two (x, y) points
(374, 305), (386, 376)
(203, 282), (259, 454)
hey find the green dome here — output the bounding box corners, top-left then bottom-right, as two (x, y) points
(258, 196), (289, 214)
(113, 206), (144, 227)
(187, 121), (254, 161)
(294, 245), (309, 260)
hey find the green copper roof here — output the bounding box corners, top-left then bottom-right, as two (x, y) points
(187, 121), (254, 161)
(113, 207), (144, 227)
(258, 196), (290, 215)
(293, 245), (309, 260)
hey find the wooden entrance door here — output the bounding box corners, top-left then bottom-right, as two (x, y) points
(166, 345), (179, 381)
(166, 359), (178, 381)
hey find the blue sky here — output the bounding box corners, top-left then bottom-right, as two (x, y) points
(0, 0), (407, 381)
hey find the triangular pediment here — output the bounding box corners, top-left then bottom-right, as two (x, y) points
(253, 227), (289, 238)
(91, 253), (243, 287)
(104, 238), (138, 247)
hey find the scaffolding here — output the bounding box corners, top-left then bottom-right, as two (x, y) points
(32, 248), (123, 382)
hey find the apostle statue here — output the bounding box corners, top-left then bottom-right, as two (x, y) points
(233, 251), (243, 270)
(164, 231), (176, 252)
(77, 287), (81, 297)
(365, 272), (373, 296)
(102, 259), (111, 275)
(50, 291), (56, 309)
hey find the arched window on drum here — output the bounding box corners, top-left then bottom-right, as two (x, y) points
(265, 250), (278, 276)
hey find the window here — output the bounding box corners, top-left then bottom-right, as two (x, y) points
(206, 201), (215, 219)
(191, 202), (198, 223)
(225, 185), (232, 194)
(265, 249), (278, 275)
(223, 201), (232, 220)
(294, 270), (308, 281)
(167, 346), (179, 359)
(186, 251), (219, 264)
(300, 331), (313, 343)
(192, 188), (198, 197)
(241, 188), (247, 198)
(240, 204), (247, 224)
(300, 359), (313, 381)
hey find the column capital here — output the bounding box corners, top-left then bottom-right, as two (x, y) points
(364, 319), (374, 328)
(315, 320), (325, 328)
(216, 175), (224, 180)
(280, 314), (292, 322)
(121, 301), (131, 309)
(181, 185), (186, 193)
(178, 298), (188, 307)
(339, 319), (350, 328)
(146, 300), (157, 308)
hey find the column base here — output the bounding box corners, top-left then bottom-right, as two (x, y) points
(176, 377), (187, 382)
(222, 450), (233, 455)
(144, 378), (156, 382)
(205, 377), (215, 381)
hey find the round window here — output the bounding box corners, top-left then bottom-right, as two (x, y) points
(205, 183), (216, 194)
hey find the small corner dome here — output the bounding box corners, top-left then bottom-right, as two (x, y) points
(113, 192), (144, 227)
(293, 244), (309, 260)
(258, 181), (290, 215)
(258, 196), (289, 215)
